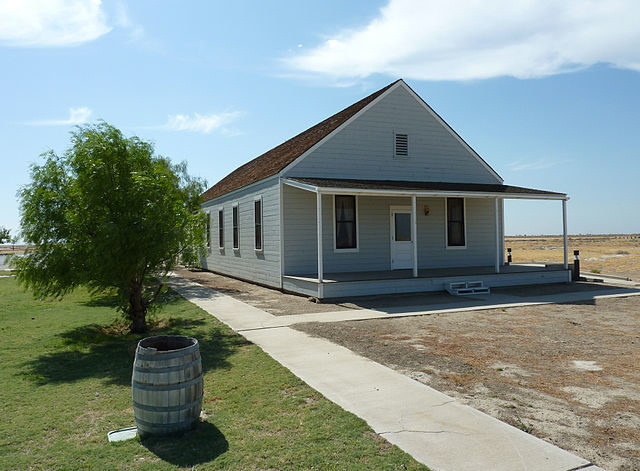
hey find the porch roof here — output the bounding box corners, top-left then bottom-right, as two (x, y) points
(283, 177), (567, 200)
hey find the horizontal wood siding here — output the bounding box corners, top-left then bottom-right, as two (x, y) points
(417, 197), (497, 268)
(283, 190), (499, 275)
(321, 194), (401, 273)
(282, 185), (317, 275)
(201, 178), (280, 288)
(285, 86), (500, 184)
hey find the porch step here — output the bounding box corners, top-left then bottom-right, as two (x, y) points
(446, 281), (490, 296)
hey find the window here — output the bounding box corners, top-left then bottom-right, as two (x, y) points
(335, 195), (357, 250)
(218, 209), (224, 249)
(232, 204), (239, 250)
(394, 213), (411, 241)
(206, 213), (211, 249)
(254, 197), (262, 251)
(394, 132), (408, 158)
(446, 197), (466, 247)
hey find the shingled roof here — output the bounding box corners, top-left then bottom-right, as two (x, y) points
(201, 79), (401, 202)
(285, 177), (567, 198)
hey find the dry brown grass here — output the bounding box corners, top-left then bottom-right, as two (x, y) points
(505, 234), (640, 280)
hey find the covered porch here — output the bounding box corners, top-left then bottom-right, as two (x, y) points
(281, 177), (570, 299)
(283, 264), (572, 298)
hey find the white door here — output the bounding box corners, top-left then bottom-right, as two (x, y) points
(390, 208), (413, 270)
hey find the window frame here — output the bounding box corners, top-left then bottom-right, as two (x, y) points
(218, 208), (224, 250)
(332, 194), (359, 253)
(205, 211), (211, 250)
(445, 197), (467, 249)
(393, 131), (409, 159)
(254, 195), (263, 252)
(232, 202), (239, 251)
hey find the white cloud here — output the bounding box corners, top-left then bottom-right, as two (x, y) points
(164, 112), (243, 134)
(27, 107), (92, 126)
(285, 0), (640, 81)
(114, 2), (145, 42)
(0, 0), (111, 47)
(507, 158), (570, 172)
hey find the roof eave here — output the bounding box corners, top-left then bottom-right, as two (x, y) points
(277, 79), (405, 178)
(200, 79), (404, 202)
(281, 178), (568, 201)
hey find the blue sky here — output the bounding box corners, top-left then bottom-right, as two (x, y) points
(1, 0), (639, 237)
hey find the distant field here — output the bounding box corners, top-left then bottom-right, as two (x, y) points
(505, 234), (640, 280)
(0, 245), (31, 254)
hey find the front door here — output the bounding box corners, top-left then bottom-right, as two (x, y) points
(390, 207), (413, 270)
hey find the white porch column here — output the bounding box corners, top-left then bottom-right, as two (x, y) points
(316, 192), (324, 298)
(411, 195), (418, 278)
(494, 197), (500, 273)
(562, 199), (568, 270)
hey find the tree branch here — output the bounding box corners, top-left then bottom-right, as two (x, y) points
(146, 280), (165, 308)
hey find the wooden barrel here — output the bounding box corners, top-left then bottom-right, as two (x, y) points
(132, 335), (203, 436)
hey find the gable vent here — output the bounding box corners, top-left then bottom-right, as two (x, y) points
(395, 133), (408, 157)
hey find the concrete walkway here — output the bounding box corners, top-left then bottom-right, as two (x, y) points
(269, 286), (640, 328)
(168, 274), (612, 471)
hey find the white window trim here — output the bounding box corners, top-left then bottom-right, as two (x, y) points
(445, 197), (467, 250)
(218, 208), (224, 250)
(254, 195), (263, 252)
(393, 130), (409, 160)
(232, 202), (240, 251)
(205, 211), (211, 252)
(332, 194), (359, 253)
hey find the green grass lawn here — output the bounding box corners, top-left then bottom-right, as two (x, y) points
(0, 277), (428, 470)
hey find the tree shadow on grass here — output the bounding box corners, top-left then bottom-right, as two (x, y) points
(83, 291), (121, 307)
(83, 284), (185, 309)
(22, 315), (250, 386)
(141, 420), (228, 467)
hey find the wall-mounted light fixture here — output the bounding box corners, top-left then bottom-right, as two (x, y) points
(423, 205), (430, 216)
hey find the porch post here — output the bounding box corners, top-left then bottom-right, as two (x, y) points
(316, 192), (324, 298)
(411, 195), (418, 278)
(494, 197), (500, 273)
(562, 199), (568, 270)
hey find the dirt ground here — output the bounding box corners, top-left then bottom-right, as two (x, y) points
(175, 268), (360, 315)
(295, 296), (640, 471)
(507, 234), (640, 281)
(176, 268), (634, 316)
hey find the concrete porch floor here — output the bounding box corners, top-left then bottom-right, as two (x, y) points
(285, 263), (568, 283)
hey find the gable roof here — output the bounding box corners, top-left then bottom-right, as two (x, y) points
(201, 79), (401, 202)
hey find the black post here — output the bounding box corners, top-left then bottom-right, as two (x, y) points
(573, 250), (580, 281)
(507, 247), (512, 265)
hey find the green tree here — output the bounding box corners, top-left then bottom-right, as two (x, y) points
(0, 226), (10, 244)
(15, 122), (207, 333)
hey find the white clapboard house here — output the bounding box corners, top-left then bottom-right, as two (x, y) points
(200, 79), (570, 298)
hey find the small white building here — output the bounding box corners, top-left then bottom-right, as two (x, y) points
(200, 79), (570, 298)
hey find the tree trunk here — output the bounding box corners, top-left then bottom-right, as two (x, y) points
(129, 281), (148, 334)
